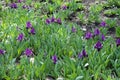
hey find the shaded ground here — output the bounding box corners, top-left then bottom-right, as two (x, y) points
(65, 0), (120, 38)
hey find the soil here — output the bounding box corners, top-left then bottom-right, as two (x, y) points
(65, 0), (120, 38)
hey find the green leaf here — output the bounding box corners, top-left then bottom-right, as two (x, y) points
(75, 76), (84, 80)
(116, 27), (120, 37)
(100, 73), (107, 80)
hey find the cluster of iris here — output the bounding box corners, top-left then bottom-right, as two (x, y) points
(1, 21), (120, 64)
(0, 21), (35, 57)
(1, 1), (120, 65)
(16, 21), (35, 56)
(46, 17), (62, 25)
(78, 22), (106, 59)
(10, 0), (31, 10)
(52, 21), (120, 64)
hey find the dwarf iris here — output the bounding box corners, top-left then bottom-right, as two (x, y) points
(30, 27), (35, 35)
(26, 21), (32, 29)
(46, 18), (51, 24)
(0, 49), (5, 55)
(94, 41), (103, 51)
(78, 49), (88, 58)
(101, 34), (105, 41)
(116, 38), (120, 47)
(62, 5), (67, 10)
(10, 3), (17, 9)
(85, 32), (92, 39)
(52, 55), (58, 64)
(100, 21), (106, 27)
(71, 27), (76, 33)
(24, 48), (33, 56)
(56, 18), (61, 24)
(17, 33), (24, 41)
(94, 28), (100, 36)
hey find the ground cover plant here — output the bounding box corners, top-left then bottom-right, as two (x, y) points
(0, 0), (120, 80)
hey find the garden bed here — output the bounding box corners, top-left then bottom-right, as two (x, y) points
(0, 0), (120, 80)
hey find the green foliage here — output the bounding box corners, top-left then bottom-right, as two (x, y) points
(107, 0), (120, 7)
(104, 9), (119, 17)
(0, 0), (120, 79)
(116, 27), (120, 37)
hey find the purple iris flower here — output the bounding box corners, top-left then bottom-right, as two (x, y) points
(100, 21), (106, 27)
(26, 21), (32, 29)
(51, 17), (55, 22)
(17, 33), (24, 41)
(52, 55), (58, 64)
(22, 5), (26, 9)
(30, 27), (35, 35)
(62, 5), (67, 10)
(24, 48), (33, 56)
(56, 18), (62, 24)
(78, 49), (88, 58)
(0, 49), (6, 55)
(78, 53), (83, 58)
(18, 0), (22, 3)
(10, 3), (17, 9)
(101, 34), (105, 41)
(94, 41), (103, 51)
(85, 32), (92, 39)
(71, 27), (76, 33)
(116, 38), (120, 47)
(22, 5), (29, 9)
(46, 18), (51, 24)
(94, 28), (100, 36)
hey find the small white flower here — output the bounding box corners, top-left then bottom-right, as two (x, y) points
(30, 57), (34, 64)
(84, 63), (89, 68)
(57, 76), (64, 80)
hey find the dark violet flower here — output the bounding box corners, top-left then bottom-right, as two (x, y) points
(116, 38), (120, 47)
(62, 5), (67, 10)
(71, 27), (76, 33)
(94, 41), (103, 51)
(10, 3), (17, 9)
(46, 18), (51, 24)
(26, 6), (30, 10)
(22, 5), (30, 9)
(22, 5), (27, 9)
(0, 49), (5, 55)
(82, 50), (88, 57)
(94, 28), (100, 36)
(101, 34), (105, 41)
(24, 48), (33, 56)
(85, 32), (92, 39)
(78, 53), (83, 58)
(78, 49), (88, 58)
(26, 21), (32, 29)
(52, 55), (58, 64)
(30, 27), (35, 35)
(18, 0), (22, 3)
(56, 18), (62, 24)
(51, 17), (55, 22)
(17, 33), (24, 41)
(100, 21), (106, 27)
